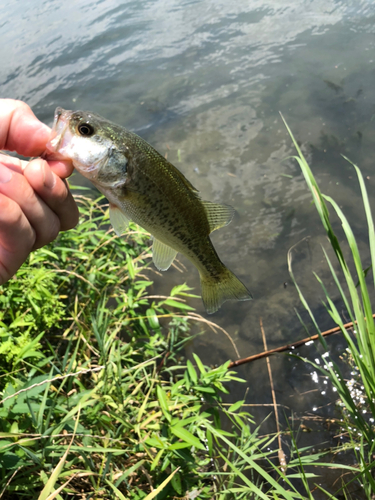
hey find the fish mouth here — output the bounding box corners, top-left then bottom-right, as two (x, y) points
(42, 107), (72, 160)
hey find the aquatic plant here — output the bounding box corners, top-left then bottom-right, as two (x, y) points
(283, 116), (375, 497)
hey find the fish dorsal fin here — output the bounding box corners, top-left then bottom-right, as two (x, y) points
(109, 203), (131, 236)
(202, 201), (235, 233)
(152, 237), (178, 271)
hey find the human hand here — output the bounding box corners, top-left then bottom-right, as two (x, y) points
(0, 99), (79, 285)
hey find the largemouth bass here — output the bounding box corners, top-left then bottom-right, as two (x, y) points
(45, 107), (252, 313)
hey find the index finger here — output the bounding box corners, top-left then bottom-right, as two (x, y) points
(0, 99), (51, 157)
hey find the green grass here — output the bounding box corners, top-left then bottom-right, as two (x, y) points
(0, 193), (239, 498)
(0, 192), (309, 499)
(282, 114), (375, 497)
(1, 139), (375, 499)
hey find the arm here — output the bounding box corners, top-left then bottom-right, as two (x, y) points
(0, 99), (79, 285)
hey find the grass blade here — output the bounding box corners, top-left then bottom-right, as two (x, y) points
(143, 468), (180, 500)
(38, 406), (81, 500)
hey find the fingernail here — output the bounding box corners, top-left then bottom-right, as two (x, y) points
(0, 164), (12, 183)
(43, 163), (56, 189)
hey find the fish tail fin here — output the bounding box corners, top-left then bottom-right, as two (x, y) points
(200, 267), (252, 314)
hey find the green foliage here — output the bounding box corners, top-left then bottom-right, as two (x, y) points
(283, 116), (375, 496)
(0, 192), (277, 499)
(0, 265), (64, 365)
(0, 187), (364, 499)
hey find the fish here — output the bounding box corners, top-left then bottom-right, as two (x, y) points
(44, 107), (252, 314)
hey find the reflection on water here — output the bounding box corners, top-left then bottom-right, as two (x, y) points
(1, 0), (374, 489)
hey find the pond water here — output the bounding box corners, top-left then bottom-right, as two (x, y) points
(1, 0), (375, 493)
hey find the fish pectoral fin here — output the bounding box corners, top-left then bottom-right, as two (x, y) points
(202, 201), (236, 233)
(109, 203), (131, 236)
(152, 238), (178, 271)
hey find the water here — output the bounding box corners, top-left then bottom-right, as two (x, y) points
(1, 0), (375, 491)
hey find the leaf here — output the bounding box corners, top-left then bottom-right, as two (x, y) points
(193, 386), (215, 394)
(9, 316), (34, 328)
(170, 426), (205, 450)
(37, 249), (59, 260)
(171, 469), (182, 495)
(206, 428), (213, 456)
(163, 299), (195, 310)
(285, 473), (319, 478)
(15, 332), (45, 365)
(156, 385), (171, 423)
(46, 445), (126, 454)
(143, 468), (180, 500)
(105, 479), (129, 500)
(170, 283), (199, 298)
(186, 360), (198, 384)
(207, 422), (297, 500)
(43, 476), (75, 500)
(150, 450), (164, 471)
(38, 406), (81, 500)
(192, 353), (206, 375)
(228, 400), (245, 413)
(146, 308), (160, 330)
(115, 460), (145, 487)
(126, 254), (136, 280)
(167, 441), (194, 450)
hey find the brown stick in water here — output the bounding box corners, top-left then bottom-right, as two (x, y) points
(228, 316), (374, 368)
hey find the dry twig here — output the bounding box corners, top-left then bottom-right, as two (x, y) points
(228, 315), (375, 368)
(0, 366), (105, 405)
(260, 318), (287, 473)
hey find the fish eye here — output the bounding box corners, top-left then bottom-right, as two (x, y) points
(78, 123), (94, 137)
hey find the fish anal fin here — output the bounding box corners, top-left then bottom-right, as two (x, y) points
(202, 201), (235, 233)
(152, 238), (177, 271)
(109, 203), (130, 236)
